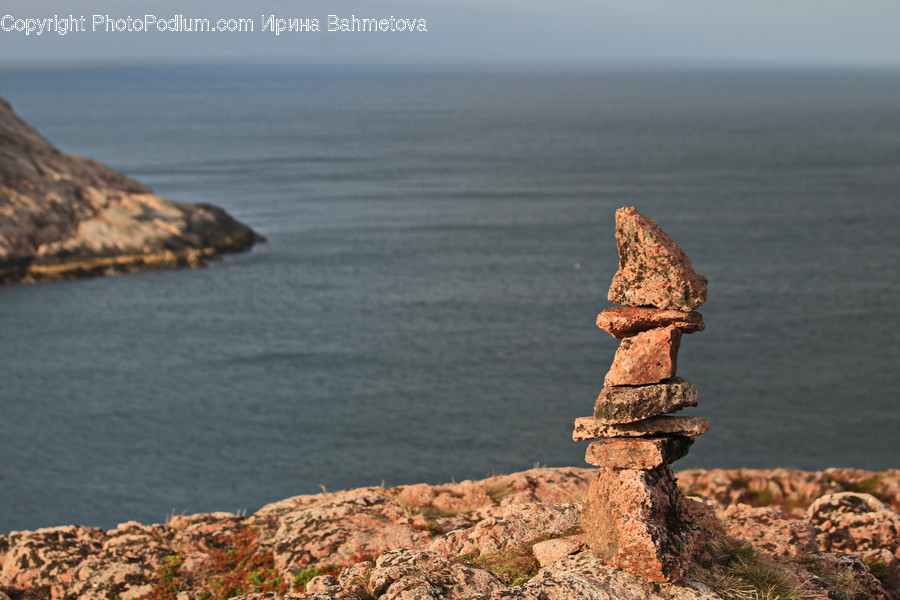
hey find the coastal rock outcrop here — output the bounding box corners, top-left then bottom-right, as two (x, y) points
(1, 467), (897, 600)
(0, 97), (262, 284)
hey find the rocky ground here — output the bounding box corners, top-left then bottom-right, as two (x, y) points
(0, 97), (261, 284)
(1, 466), (898, 600)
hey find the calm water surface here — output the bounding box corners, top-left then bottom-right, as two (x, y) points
(1, 65), (898, 533)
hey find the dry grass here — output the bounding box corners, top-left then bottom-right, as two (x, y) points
(791, 554), (870, 600)
(694, 537), (812, 600)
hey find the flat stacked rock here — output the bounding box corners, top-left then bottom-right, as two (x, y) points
(574, 206), (710, 583)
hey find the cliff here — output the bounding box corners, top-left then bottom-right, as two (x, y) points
(1, 467), (898, 600)
(0, 97), (261, 284)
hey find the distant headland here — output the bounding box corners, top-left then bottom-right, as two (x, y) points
(0, 97), (262, 285)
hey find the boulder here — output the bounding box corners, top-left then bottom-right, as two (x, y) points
(429, 502), (579, 557)
(597, 307), (705, 339)
(594, 378), (698, 425)
(607, 206), (708, 311)
(720, 504), (818, 558)
(580, 467), (705, 583)
(807, 492), (900, 558)
(604, 325), (682, 386)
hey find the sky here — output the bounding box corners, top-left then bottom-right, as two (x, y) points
(1, 0), (900, 67)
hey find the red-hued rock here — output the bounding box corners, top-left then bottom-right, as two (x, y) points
(0, 525), (108, 598)
(604, 325), (681, 386)
(573, 415), (709, 442)
(824, 468), (900, 512)
(395, 480), (493, 516)
(594, 378), (698, 424)
(368, 550), (506, 600)
(721, 504), (818, 558)
(580, 466), (708, 583)
(531, 535), (586, 567)
(806, 492), (900, 598)
(5, 467), (898, 600)
(675, 468), (848, 516)
(597, 307), (705, 339)
(258, 487), (435, 572)
(801, 552), (890, 600)
(607, 207), (708, 311)
(677, 467), (900, 516)
(507, 552), (722, 600)
(0, 517), (226, 600)
(807, 492), (900, 557)
(429, 502), (580, 557)
(584, 436), (693, 469)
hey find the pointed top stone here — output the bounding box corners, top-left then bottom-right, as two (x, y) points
(607, 207), (708, 311)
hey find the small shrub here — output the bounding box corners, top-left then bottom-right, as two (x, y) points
(198, 529), (288, 599)
(142, 527), (288, 600)
(144, 555), (187, 600)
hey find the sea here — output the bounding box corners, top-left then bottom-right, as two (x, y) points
(0, 64), (898, 534)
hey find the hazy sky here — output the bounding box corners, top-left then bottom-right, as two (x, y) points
(2, 0), (900, 67)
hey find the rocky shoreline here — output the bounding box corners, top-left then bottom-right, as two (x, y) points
(0, 97), (261, 285)
(1, 466), (897, 600)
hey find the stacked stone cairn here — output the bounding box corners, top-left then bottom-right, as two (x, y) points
(574, 206), (711, 583)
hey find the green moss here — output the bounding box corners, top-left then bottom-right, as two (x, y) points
(843, 477), (880, 494)
(459, 525), (582, 588)
(865, 558), (890, 585)
(292, 564), (342, 592)
(293, 567), (324, 590)
(825, 474), (891, 503)
(745, 488), (776, 507)
(467, 546), (539, 587)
